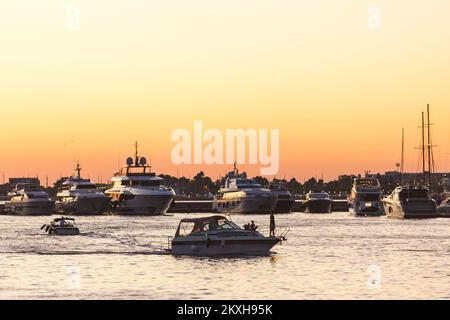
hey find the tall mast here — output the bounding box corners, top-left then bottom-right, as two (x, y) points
(401, 128), (405, 185)
(75, 161), (81, 179)
(422, 112), (426, 184)
(426, 104), (432, 189)
(134, 141), (139, 166)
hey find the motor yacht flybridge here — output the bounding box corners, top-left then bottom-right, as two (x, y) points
(105, 142), (175, 215)
(212, 164), (277, 214)
(55, 162), (110, 215)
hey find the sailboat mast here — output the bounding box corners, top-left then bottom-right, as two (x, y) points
(426, 104), (432, 189)
(422, 112), (426, 184)
(401, 128), (405, 185)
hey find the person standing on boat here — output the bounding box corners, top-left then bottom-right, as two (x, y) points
(270, 213), (276, 237)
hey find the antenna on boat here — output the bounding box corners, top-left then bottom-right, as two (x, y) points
(75, 161), (81, 179)
(134, 141), (139, 166)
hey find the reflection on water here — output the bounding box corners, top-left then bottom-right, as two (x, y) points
(1, 212), (450, 299)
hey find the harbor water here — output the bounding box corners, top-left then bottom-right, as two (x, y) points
(1, 212), (450, 300)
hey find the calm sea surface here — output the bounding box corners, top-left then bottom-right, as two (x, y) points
(1, 212), (450, 300)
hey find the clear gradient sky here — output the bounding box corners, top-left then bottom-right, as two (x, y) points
(0, 0), (449, 184)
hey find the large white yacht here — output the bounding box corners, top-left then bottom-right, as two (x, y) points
(383, 185), (438, 219)
(105, 143), (175, 215)
(55, 162), (110, 215)
(212, 164), (277, 214)
(303, 191), (332, 213)
(348, 178), (384, 216)
(6, 183), (54, 215)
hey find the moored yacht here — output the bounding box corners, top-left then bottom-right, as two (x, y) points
(105, 142), (175, 215)
(171, 215), (285, 256)
(348, 178), (384, 216)
(303, 191), (332, 213)
(383, 185), (438, 219)
(6, 183), (54, 215)
(55, 162), (110, 215)
(437, 197), (450, 217)
(268, 180), (295, 213)
(212, 165), (277, 214)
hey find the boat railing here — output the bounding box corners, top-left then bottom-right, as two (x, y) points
(258, 226), (290, 240)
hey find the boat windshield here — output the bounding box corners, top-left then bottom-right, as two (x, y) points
(309, 192), (329, 199)
(399, 189), (429, 200)
(357, 193), (381, 201)
(236, 179), (261, 188)
(75, 184), (96, 190)
(27, 193), (48, 199)
(121, 180), (162, 187)
(177, 218), (240, 236)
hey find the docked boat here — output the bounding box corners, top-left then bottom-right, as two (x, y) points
(348, 178), (384, 216)
(55, 162), (110, 215)
(268, 180), (295, 213)
(6, 183), (54, 215)
(383, 185), (438, 219)
(41, 217), (80, 235)
(170, 215), (285, 256)
(303, 190), (332, 213)
(437, 198), (450, 217)
(105, 143), (175, 215)
(212, 165), (277, 214)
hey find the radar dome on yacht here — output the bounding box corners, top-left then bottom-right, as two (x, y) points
(139, 157), (147, 166)
(126, 157), (133, 166)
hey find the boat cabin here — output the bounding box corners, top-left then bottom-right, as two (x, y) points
(175, 216), (240, 237)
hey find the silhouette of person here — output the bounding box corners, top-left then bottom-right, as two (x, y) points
(270, 213), (276, 237)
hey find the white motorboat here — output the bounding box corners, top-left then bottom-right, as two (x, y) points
(55, 162), (110, 215)
(348, 178), (384, 216)
(105, 142), (175, 215)
(170, 215), (286, 256)
(6, 183), (54, 215)
(41, 217), (80, 235)
(303, 190), (332, 213)
(383, 185), (438, 219)
(212, 164), (277, 214)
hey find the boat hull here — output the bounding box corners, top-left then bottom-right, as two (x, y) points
(108, 194), (174, 215)
(49, 227), (80, 235)
(273, 199), (295, 213)
(56, 197), (110, 215)
(304, 199), (332, 213)
(6, 200), (55, 215)
(349, 201), (384, 217)
(171, 238), (280, 256)
(383, 199), (438, 219)
(437, 205), (450, 217)
(213, 195), (278, 214)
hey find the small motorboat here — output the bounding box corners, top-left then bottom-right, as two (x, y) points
(170, 215), (288, 256)
(41, 217), (80, 235)
(437, 198), (450, 217)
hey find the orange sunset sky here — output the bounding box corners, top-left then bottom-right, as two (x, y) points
(0, 0), (449, 184)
